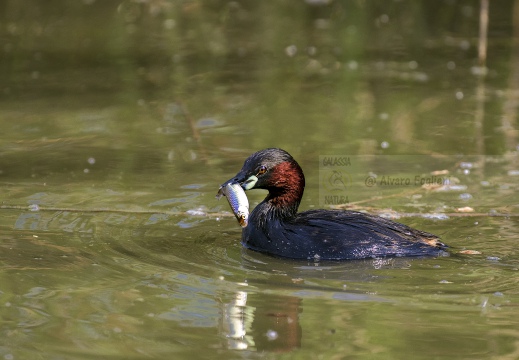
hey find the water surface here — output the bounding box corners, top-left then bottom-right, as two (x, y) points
(1, 1), (519, 359)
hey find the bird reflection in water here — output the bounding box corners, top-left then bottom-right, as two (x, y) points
(220, 291), (302, 352)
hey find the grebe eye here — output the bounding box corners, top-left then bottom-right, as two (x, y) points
(257, 165), (267, 175)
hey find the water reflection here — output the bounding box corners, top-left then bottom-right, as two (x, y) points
(220, 256), (402, 352)
(221, 291), (301, 352)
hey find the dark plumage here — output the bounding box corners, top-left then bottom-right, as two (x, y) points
(219, 148), (447, 260)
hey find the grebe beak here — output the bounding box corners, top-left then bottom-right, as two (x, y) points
(241, 175), (258, 190)
(217, 171), (258, 193)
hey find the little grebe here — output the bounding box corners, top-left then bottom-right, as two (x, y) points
(218, 148), (447, 260)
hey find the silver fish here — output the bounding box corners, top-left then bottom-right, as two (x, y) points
(216, 183), (249, 228)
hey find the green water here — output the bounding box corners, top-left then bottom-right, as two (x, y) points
(1, 1), (519, 359)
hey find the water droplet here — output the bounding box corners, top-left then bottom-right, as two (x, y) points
(87, 157), (95, 165)
(459, 40), (470, 50)
(266, 330), (278, 340)
(459, 193), (472, 200)
(380, 141), (390, 149)
(307, 46), (317, 56)
(28, 204), (39, 211)
(447, 61), (456, 70)
(414, 72), (429, 82)
(455, 91), (464, 100)
(285, 45), (297, 57)
(347, 60), (358, 70)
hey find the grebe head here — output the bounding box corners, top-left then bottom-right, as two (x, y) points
(219, 148), (305, 213)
